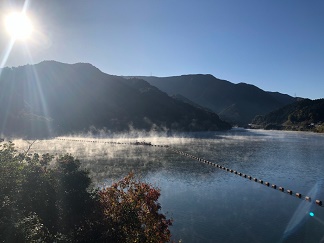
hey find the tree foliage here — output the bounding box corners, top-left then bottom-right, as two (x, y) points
(0, 142), (172, 242)
(99, 173), (172, 243)
(251, 99), (324, 132)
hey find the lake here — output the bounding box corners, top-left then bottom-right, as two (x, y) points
(14, 129), (324, 242)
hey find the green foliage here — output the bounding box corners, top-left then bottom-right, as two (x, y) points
(315, 124), (324, 133)
(252, 99), (324, 132)
(0, 142), (172, 242)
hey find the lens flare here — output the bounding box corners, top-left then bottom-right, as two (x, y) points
(5, 12), (33, 40)
(283, 181), (322, 238)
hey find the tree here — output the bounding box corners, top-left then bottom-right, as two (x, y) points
(0, 142), (172, 242)
(99, 173), (172, 242)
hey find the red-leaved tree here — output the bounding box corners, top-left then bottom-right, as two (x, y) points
(99, 173), (172, 243)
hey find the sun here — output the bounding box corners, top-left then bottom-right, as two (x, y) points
(4, 12), (33, 41)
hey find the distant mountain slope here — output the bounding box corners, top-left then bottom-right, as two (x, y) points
(170, 94), (214, 113)
(0, 61), (230, 138)
(251, 99), (324, 132)
(135, 75), (297, 126)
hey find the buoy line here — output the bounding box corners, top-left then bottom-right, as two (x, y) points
(55, 138), (323, 207)
(55, 138), (168, 147)
(167, 147), (323, 207)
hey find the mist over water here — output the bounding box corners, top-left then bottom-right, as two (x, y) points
(11, 129), (324, 242)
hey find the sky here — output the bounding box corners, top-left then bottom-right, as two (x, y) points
(0, 0), (323, 99)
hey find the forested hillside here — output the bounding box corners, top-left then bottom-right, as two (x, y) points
(251, 99), (324, 132)
(0, 61), (230, 138)
(135, 75), (297, 126)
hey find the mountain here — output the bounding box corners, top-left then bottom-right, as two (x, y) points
(170, 94), (214, 113)
(0, 61), (230, 138)
(251, 99), (324, 132)
(133, 75), (297, 126)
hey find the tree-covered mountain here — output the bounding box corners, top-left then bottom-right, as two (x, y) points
(0, 61), (230, 138)
(134, 75), (297, 126)
(251, 99), (324, 132)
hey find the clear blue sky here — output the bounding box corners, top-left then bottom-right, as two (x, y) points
(1, 0), (323, 99)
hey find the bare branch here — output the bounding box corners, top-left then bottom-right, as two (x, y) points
(21, 140), (38, 161)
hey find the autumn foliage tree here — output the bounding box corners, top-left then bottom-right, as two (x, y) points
(0, 141), (172, 242)
(99, 173), (172, 242)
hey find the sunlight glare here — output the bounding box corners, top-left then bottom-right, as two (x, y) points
(5, 12), (33, 40)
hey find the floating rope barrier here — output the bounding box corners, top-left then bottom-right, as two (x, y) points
(56, 138), (169, 147)
(166, 147), (323, 207)
(56, 138), (323, 207)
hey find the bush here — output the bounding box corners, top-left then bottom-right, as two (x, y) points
(0, 142), (172, 242)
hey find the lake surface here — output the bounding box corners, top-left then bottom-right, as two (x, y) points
(14, 129), (324, 242)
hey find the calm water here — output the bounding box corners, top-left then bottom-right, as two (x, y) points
(15, 129), (324, 242)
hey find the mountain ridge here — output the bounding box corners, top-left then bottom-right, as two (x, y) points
(131, 75), (298, 126)
(0, 61), (231, 138)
